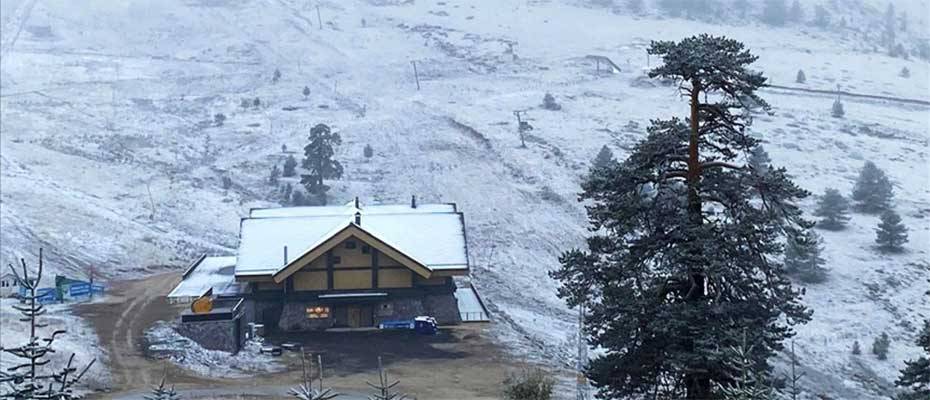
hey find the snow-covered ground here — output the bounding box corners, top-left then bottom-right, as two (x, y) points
(144, 321), (284, 378)
(1, 0), (928, 398)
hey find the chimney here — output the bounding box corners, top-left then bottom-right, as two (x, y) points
(354, 211), (361, 225)
(411, 195), (417, 209)
(283, 246), (288, 265)
(354, 196), (360, 209)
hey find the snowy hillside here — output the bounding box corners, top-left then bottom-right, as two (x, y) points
(1, 0), (927, 398)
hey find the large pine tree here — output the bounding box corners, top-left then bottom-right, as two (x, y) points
(814, 188), (850, 230)
(551, 35), (812, 399)
(852, 161), (894, 213)
(300, 123), (343, 206)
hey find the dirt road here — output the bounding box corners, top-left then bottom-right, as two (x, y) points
(76, 273), (542, 399)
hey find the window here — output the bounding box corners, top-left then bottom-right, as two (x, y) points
(345, 241), (357, 249)
(1, 281), (7, 288)
(332, 256), (342, 265)
(306, 306), (330, 319)
(361, 244), (371, 254)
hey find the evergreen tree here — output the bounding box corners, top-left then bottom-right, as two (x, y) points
(273, 68), (282, 84)
(875, 210), (908, 253)
(303, 86), (311, 99)
(145, 374), (182, 400)
(762, 0), (788, 26)
(813, 5), (830, 28)
(852, 340), (861, 355)
(591, 145), (615, 171)
(831, 97), (844, 118)
(366, 357), (408, 400)
(270, 165), (281, 186)
(282, 143), (288, 153)
(541, 92), (561, 111)
(290, 354), (339, 400)
(900, 67), (911, 78)
(814, 188), (850, 230)
(795, 69), (806, 84)
(300, 123), (343, 206)
(715, 333), (774, 400)
(852, 161), (894, 213)
(363, 144), (374, 159)
(895, 320), (930, 400)
(0, 249), (96, 399)
(788, 0), (803, 23)
(550, 35), (812, 400)
(283, 155), (298, 177)
(214, 113), (226, 126)
(784, 229), (828, 283)
(783, 341), (804, 400)
(292, 189), (308, 206)
(872, 333), (891, 360)
(253, 97), (262, 108)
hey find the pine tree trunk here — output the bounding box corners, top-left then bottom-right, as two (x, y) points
(685, 79), (711, 400)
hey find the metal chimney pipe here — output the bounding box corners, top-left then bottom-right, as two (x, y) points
(283, 245), (288, 265)
(354, 196), (360, 208)
(411, 195), (417, 209)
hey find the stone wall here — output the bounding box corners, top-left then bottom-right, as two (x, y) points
(279, 302), (335, 331)
(177, 317), (241, 353)
(276, 292), (461, 331)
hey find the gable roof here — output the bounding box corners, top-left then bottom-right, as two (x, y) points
(235, 202), (469, 279)
(168, 255), (241, 298)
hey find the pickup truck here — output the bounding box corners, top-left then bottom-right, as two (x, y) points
(378, 316), (438, 335)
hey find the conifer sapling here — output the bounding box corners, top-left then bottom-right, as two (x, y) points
(814, 188), (850, 230)
(875, 209), (908, 253)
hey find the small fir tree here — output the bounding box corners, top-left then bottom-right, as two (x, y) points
(796, 69), (806, 83)
(900, 67), (910, 78)
(272, 68), (282, 84)
(282, 143), (289, 153)
(363, 144), (374, 159)
(283, 155), (299, 177)
(300, 123), (343, 206)
(872, 333), (891, 360)
(895, 320), (930, 400)
(290, 353), (339, 400)
(214, 113), (226, 126)
(303, 86), (311, 99)
(541, 92), (561, 111)
(831, 97), (845, 118)
(784, 229), (828, 283)
(875, 210), (908, 253)
(814, 188), (850, 230)
(715, 333), (774, 400)
(852, 161), (894, 213)
(0, 249), (96, 399)
(784, 341), (805, 400)
(590, 145), (614, 171)
(222, 176), (233, 190)
(145, 374), (182, 400)
(269, 165), (281, 186)
(366, 357), (408, 400)
(253, 97), (261, 108)
(852, 340), (862, 355)
(502, 368), (554, 400)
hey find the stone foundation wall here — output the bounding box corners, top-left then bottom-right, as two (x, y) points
(177, 317), (241, 353)
(275, 292), (461, 331)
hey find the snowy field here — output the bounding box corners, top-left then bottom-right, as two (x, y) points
(1, 0), (928, 398)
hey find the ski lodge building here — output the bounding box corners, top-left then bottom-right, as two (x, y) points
(167, 198), (488, 352)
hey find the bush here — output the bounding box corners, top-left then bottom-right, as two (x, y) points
(503, 368), (554, 400)
(302, 86), (311, 98)
(873, 333), (891, 360)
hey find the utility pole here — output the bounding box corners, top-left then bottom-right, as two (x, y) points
(411, 60), (420, 91)
(316, 5), (322, 29)
(576, 301), (588, 400)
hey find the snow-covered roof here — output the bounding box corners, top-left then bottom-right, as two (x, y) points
(236, 202), (469, 277)
(168, 256), (240, 298)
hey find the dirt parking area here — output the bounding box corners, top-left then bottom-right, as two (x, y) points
(76, 272), (548, 400)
